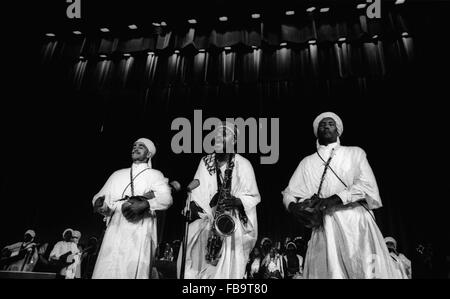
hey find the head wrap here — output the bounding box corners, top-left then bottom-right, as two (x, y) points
(135, 138), (156, 168)
(313, 112), (344, 137)
(62, 228), (74, 238)
(260, 237), (273, 247)
(217, 121), (240, 138)
(72, 230), (81, 239)
(385, 237), (397, 249)
(293, 236), (304, 242)
(286, 241), (297, 250)
(24, 229), (36, 239)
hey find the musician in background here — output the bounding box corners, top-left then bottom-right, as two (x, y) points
(178, 122), (260, 279)
(49, 228), (80, 279)
(245, 246), (263, 279)
(67, 230), (82, 279)
(91, 138), (172, 279)
(260, 237), (273, 259)
(283, 241), (303, 279)
(261, 247), (284, 279)
(1, 229), (39, 272)
(385, 237), (412, 279)
(282, 112), (401, 278)
(160, 242), (174, 262)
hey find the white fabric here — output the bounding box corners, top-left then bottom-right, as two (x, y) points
(282, 141), (402, 279)
(313, 112), (343, 137)
(390, 252), (412, 279)
(249, 258), (261, 277)
(262, 254), (284, 278)
(65, 250), (82, 279)
(91, 162), (172, 279)
(49, 240), (80, 277)
(177, 154), (260, 279)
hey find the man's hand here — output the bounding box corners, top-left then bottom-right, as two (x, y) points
(93, 196), (106, 214)
(122, 198), (150, 222)
(219, 196), (243, 210)
(315, 195), (342, 213)
(143, 190), (155, 199)
(183, 201), (205, 223)
(288, 201), (323, 229)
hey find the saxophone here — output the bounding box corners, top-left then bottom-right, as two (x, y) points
(205, 156), (236, 265)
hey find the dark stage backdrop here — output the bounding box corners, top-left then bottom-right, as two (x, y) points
(1, 0), (449, 276)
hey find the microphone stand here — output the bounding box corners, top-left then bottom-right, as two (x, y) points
(180, 191), (192, 279)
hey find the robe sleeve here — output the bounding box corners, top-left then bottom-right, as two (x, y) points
(399, 254), (412, 278)
(147, 170), (173, 211)
(235, 158), (261, 214)
(336, 148), (382, 210)
(189, 159), (213, 216)
(3, 242), (22, 252)
(281, 158), (313, 210)
(49, 242), (62, 260)
(92, 172), (117, 216)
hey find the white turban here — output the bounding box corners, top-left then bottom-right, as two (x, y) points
(72, 230), (81, 238)
(385, 237), (397, 248)
(62, 228), (74, 238)
(260, 237), (272, 247)
(217, 121), (240, 137)
(136, 138), (156, 168)
(286, 241), (297, 248)
(293, 236), (304, 242)
(25, 229), (36, 239)
(313, 112), (344, 137)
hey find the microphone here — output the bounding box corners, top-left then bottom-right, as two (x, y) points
(186, 179), (200, 192)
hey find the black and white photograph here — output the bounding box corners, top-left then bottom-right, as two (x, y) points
(1, 0), (449, 288)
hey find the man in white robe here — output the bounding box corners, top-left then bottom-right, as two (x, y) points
(66, 230), (82, 279)
(49, 228), (80, 278)
(92, 138), (172, 279)
(282, 112), (401, 279)
(385, 236), (412, 279)
(1, 229), (39, 272)
(178, 122), (260, 279)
